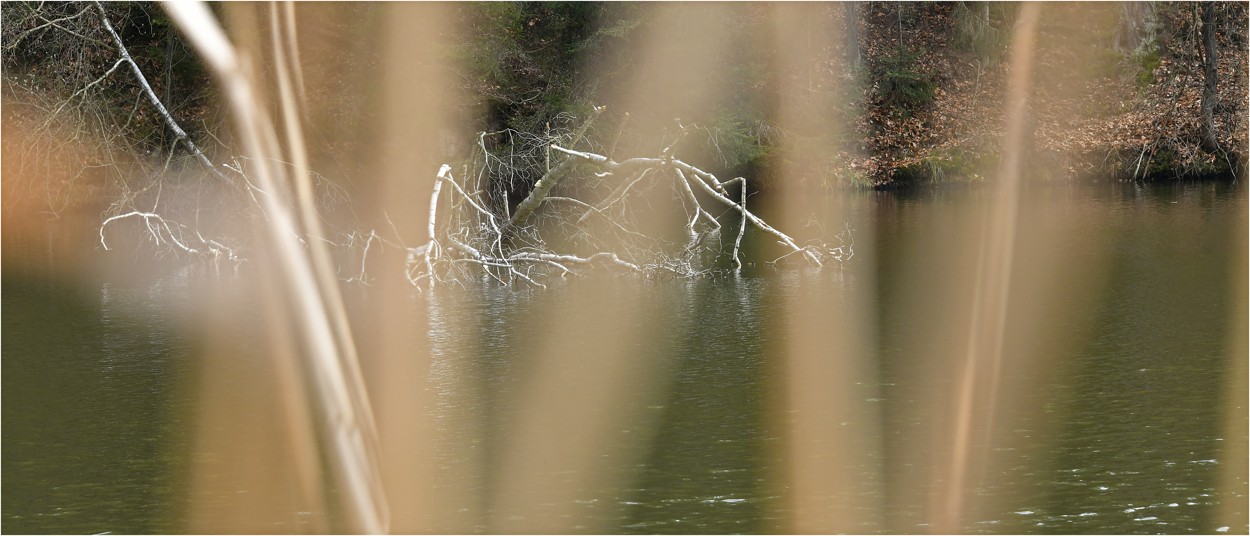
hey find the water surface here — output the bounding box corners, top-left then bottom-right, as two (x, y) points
(3, 181), (1245, 533)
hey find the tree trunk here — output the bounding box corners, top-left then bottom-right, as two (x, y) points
(845, 2), (861, 69)
(1117, 2), (1154, 52)
(502, 106), (604, 235)
(1199, 3), (1223, 157)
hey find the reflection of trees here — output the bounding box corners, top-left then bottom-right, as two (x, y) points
(618, 278), (774, 533)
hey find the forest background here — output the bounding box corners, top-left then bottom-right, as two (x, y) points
(2, 2), (1246, 269)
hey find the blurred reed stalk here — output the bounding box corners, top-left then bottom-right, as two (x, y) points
(764, 3), (883, 532)
(369, 3), (453, 531)
(163, 2), (388, 532)
(932, 4), (1039, 532)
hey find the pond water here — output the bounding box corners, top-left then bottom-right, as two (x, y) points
(3, 181), (1246, 534)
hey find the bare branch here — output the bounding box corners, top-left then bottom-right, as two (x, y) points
(505, 106), (605, 230)
(552, 145), (823, 267)
(94, 1), (232, 185)
(406, 106), (860, 286)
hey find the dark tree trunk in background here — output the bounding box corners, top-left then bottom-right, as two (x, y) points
(1199, 3), (1224, 157)
(845, 2), (861, 69)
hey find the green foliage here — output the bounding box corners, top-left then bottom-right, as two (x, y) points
(875, 47), (935, 115)
(894, 146), (993, 184)
(697, 110), (776, 170)
(1144, 147), (1178, 177)
(451, 2), (631, 135)
(1088, 48), (1125, 80)
(824, 153), (873, 190)
(451, 3), (801, 187)
(846, 169), (874, 190)
(1131, 47), (1162, 89)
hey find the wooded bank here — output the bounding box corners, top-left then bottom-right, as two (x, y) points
(1, 2), (1246, 280)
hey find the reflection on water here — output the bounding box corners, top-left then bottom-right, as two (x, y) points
(2, 182), (1245, 533)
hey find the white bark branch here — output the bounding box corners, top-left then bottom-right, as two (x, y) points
(99, 210), (241, 263)
(423, 164), (449, 285)
(577, 168), (654, 223)
(94, 2), (231, 185)
(552, 145), (823, 267)
(511, 251), (642, 272)
(100, 210), (198, 254)
(505, 106), (604, 230)
(412, 117), (847, 286)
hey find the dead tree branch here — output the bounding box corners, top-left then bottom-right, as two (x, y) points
(407, 119), (853, 288)
(504, 105), (605, 234)
(93, 1), (231, 185)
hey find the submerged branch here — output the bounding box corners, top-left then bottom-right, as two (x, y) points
(99, 210), (241, 261)
(552, 144), (823, 267)
(407, 123), (849, 287)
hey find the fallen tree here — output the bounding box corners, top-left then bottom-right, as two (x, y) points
(408, 119), (854, 289)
